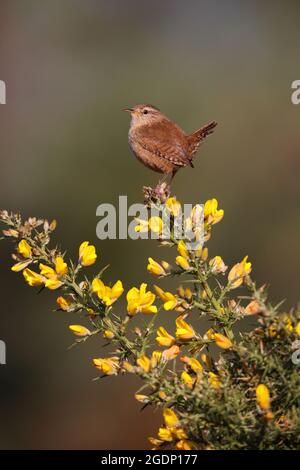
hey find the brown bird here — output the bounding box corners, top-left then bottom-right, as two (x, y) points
(124, 104), (217, 182)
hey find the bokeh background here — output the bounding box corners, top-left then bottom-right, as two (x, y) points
(0, 0), (299, 449)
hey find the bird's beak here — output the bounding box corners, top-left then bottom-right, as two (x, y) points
(123, 108), (134, 113)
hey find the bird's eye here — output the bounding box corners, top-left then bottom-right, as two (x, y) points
(143, 109), (148, 115)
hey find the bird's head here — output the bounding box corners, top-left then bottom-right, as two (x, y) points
(123, 104), (163, 126)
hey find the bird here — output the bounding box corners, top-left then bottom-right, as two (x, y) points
(124, 104), (217, 182)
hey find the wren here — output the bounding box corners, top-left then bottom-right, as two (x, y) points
(124, 104), (217, 181)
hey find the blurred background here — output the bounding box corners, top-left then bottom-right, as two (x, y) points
(0, 0), (299, 449)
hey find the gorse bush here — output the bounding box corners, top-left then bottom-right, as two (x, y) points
(1, 187), (299, 450)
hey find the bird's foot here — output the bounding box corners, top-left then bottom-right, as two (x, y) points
(143, 181), (171, 206)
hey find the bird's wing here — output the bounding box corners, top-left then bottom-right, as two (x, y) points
(135, 121), (190, 167)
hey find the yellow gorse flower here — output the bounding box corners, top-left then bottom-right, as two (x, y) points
(209, 255), (227, 274)
(126, 283), (157, 316)
(56, 296), (73, 311)
(204, 198), (224, 225)
(228, 256), (252, 289)
(23, 268), (44, 287)
(208, 372), (221, 390)
(158, 427), (173, 442)
(151, 350), (162, 368)
(79, 241), (97, 267)
(177, 240), (189, 259)
(18, 239), (32, 258)
(92, 278), (124, 306)
(103, 329), (115, 339)
(213, 333), (233, 349)
(156, 326), (175, 347)
(69, 324), (91, 337)
(256, 384), (271, 410)
(163, 408), (179, 428)
(181, 371), (195, 388)
(135, 216), (163, 234)
(12, 239), (33, 271)
(137, 354), (151, 373)
(175, 316), (195, 341)
(39, 256), (68, 290)
(55, 256), (68, 276)
(147, 258), (166, 276)
(154, 285), (177, 310)
(162, 345), (180, 361)
(296, 322), (300, 336)
(93, 357), (119, 375)
(181, 356), (203, 374)
(11, 260), (32, 272)
(166, 197), (182, 217)
(176, 255), (190, 270)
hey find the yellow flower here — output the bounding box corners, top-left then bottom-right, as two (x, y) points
(123, 361), (135, 373)
(134, 219), (149, 233)
(137, 354), (151, 373)
(79, 241), (97, 267)
(209, 256), (227, 274)
(201, 353), (213, 370)
(256, 384), (271, 410)
(18, 239), (32, 258)
(176, 256), (190, 270)
(156, 326), (175, 347)
(135, 394), (149, 403)
(177, 240), (189, 259)
(296, 322), (300, 336)
(151, 350), (162, 368)
(283, 315), (293, 333)
(148, 216), (163, 234)
(166, 197), (182, 217)
(162, 345), (180, 361)
(45, 278), (63, 290)
(208, 372), (221, 390)
(55, 256), (68, 276)
(39, 256), (68, 290)
(93, 357), (119, 375)
(264, 411), (274, 421)
(23, 268), (44, 287)
(103, 329), (115, 339)
(163, 408), (179, 428)
(56, 296), (73, 311)
(176, 440), (194, 450)
(158, 391), (167, 400)
(39, 263), (56, 279)
(228, 256), (252, 289)
(147, 258), (166, 276)
(136, 217), (164, 234)
(176, 316), (195, 341)
(172, 428), (187, 440)
(126, 283), (157, 316)
(69, 324), (91, 337)
(181, 356), (203, 375)
(204, 198), (224, 225)
(11, 260), (32, 272)
(154, 285), (177, 310)
(213, 333), (233, 349)
(92, 278), (124, 306)
(158, 427), (173, 442)
(181, 371), (195, 388)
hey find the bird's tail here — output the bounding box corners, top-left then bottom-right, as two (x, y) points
(187, 121), (217, 158)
